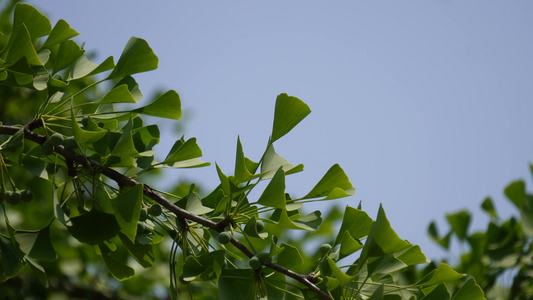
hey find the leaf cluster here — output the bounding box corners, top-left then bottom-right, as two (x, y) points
(0, 3), (486, 300)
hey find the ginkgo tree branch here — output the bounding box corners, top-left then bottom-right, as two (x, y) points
(0, 122), (331, 300)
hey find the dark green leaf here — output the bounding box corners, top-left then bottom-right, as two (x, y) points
(0, 234), (25, 282)
(446, 210), (471, 241)
(182, 250), (225, 281)
(26, 257), (48, 287)
(108, 37), (158, 79)
(98, 84), (137, 104)
(277, 242), (303, 269)
(219, 269), (254, 300)
(5, 24), (41, 66)
(14, 223), (57, 261)
(452, 277), (485, 300)
(118, 233), (154, 268)
(67, 210), (120, 245)
(271, 93), (311, 142)
(53, 40), (84, 73)
(71, 109), (107, 143)
(367, 255), (407, 276)
(12, 4), (51, 40)
(234, 137), (261, 183)
(270, 209), (322, 231)
(243, 216), (268, 239)
(100, 246), (135, 281)
(480, 197), (497, 218)
(163, 136), (202, 164)
(421, 283), (450, 300)
(110, 184), (143, 242)
(504, 180), (526, 208)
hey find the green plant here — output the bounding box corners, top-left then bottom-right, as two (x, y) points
(427, 168), (533, 300)
(0, 3), (484, 299)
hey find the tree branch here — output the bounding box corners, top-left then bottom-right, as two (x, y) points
(0, 123), (331, 300)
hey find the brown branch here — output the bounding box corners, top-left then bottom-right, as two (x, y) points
(0, 123), (331, 300)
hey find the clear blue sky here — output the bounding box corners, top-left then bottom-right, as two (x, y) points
(26, 0), (533, 259)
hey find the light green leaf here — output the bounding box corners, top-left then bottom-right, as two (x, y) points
(113, 76), (143, 102)
(71, 109), (107, 144)
(257, 168), (286, 209)
(395, 245), (429, 265)
(14, 224), (57, 261)
(302, 164), (355, 200)
(417, 263), (465, 287)
(69, 54), (114, 80)
(271, 93), (311, 142)
(452, 277), (485, 300)
(243, 216), (268, 239)
(504, 180), (526, 208)
(108, 37), (158, 79)
(163, 136), (203, 164)
(67, 210), (120, 245)
(367, 254), (407, 276)
(446, 210), (471, 241)
(260, 144), (303, 180)
(359, 204), (411, 262)
(270, 209), (322, 231)
(327, 257), (354, 285)
(132, 90), (181, 120)
(175, 191), (213, 216)
(12, 4), (51, 40)
(54, 40), (84, 73)
(335, 206), (373, 245)
(98, 84), (137, 104)
(277, 242), (303, 269)
(110, 184), (143, 242)
(339, 231), (363, 257)
(234, 137), (261, 183)
(41, 19), (79, 49)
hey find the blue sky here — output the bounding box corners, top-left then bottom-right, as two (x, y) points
(26, 1), (533, 259)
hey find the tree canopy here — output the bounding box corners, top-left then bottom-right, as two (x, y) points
(2, 2), (529, 299)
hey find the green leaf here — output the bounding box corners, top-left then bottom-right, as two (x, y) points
(339, 231), (363, 257)
(100, 246), (135, 281)
(67, 210), (120, 245)
(504, 180), (526, 208)
(14, 224), (57, 261)
(367, 254), (407, 276)
(421, 283), (450, 300)
(234, 137), (261, 183)
(446, 210), (471, 241)
(53, 40), (84, 73)
(417, 263), (465, 287)
(132, 90), (181, 120)
(26, 257), (48, 287)
(108, 37), (158, 79)
(182, 250), (225, 281)
(302, 164), (355, 200)
(12, 4), (51, 40)
(219, 269), (255, 300)
(163, 137), (202, 164)
(480, 197), (497, 218)
(452, 277), (485, 300)
(260, 144), (303, 180)
(5, 25), (41, 66)
(428, 221), (451, 249)
(395, 245), (429, 265)
(109, 118), (141, 167)
(41, 19), (79, 49)
(0, 234), (25, 282)
(359, 205), (411, 262)
(335, 206), (373, 245)
(368, 285), (384, 300)
(257, 168), (286, 210)
(0, 128), (24, 163)
(243, 216), (268, 239)
(110, 184), (143, 242)
(69, 54), (114, 80)
(98, 84), (137, 104)
(271, 93), (311, 142)
(175, 190), (213, 216)
(520, 195), (533, 236)
(277, 243), (303, 269)
(113, 76), (143, 102)
(270, 209), (322, 231)
(118, 233), (154, 268)
(71, 109), (107, 144)
(327, 257), (354, 285)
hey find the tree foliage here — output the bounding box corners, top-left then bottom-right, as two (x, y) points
(0, 3), (484, 299)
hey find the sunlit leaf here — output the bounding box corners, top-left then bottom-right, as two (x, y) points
(417, 263), (465, 287)
(243, 216), (268, 239)
(260, 144), (303, 180)
(367, 254), (407, 276)
(5, 24), (41, 66)
(270, 209), (322, 231)
(271, 93), (311, 142)
(339, 231), (363, 257)
(69, 54), (114, 80)
(41, 19), (79, 48)
(12, 3), (51, 40)
(234, 137), (261, 183)
(71, 109), (107, 143)
(335, 206), (373, 245)
(132, 90), (181, 120)
(327, 257), (354, 285)
(395, 245), (429, 265)
(302, 164), (355, 200)
(257, 168), (286, 210)
(108, 37), (158, 79)
(277, 242), (303, 269)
